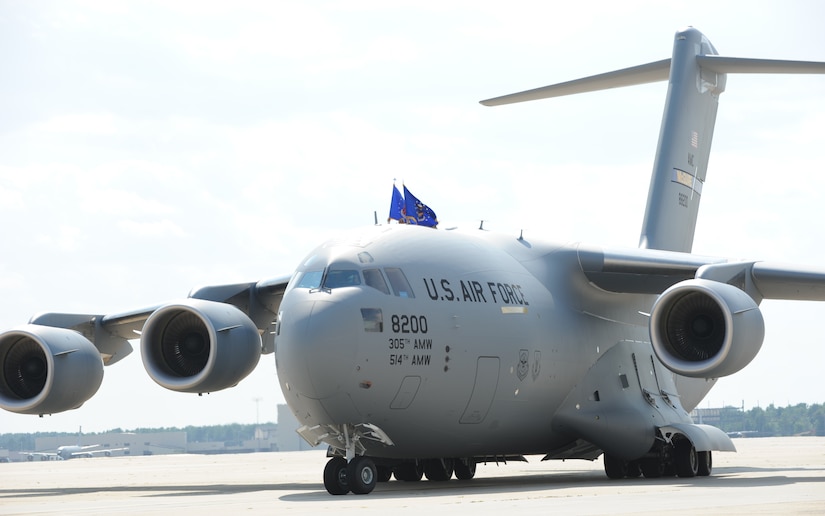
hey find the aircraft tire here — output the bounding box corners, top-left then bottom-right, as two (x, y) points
(603, 454), (627, 479)
(697, 450), (712, 476)
(454, 458), (476, 480)
(323, 457), (350, 495)
(393, 462), (423, 481)
(376, 465), (393, 482)
(348, 456), (377, 495)
(674, 440), (698, 478)
(640, 458), (665, 478)
(423, 458), (453, 481)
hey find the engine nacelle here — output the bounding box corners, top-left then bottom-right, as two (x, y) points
(0, 325), (104, 415)
(650, 279), (764, 378)
(141, 299), (261, 393)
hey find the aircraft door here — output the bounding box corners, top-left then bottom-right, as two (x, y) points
(459, 356), (500, 424)
(390, 376), (421, 409)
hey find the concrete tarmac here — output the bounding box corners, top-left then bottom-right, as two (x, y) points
(1, 436), (823, 515)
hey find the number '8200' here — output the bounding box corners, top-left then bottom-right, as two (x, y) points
(390, 314), (428, 334)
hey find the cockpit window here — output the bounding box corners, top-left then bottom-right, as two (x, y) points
(363, 268), (390, 295)
(361, 308), (383, 332)
(295, 270), (323, 289)
(323, 269), (361, 289)
(385, 267), (414, 298)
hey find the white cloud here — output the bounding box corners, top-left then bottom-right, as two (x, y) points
(118, 219), (186, 238)
(34, 113), (118, 135)
(0, 184), (24, 211)
(33, 225), (84, 252)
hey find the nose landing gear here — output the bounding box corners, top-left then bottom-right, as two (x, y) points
(323, 457), (349, 495)
(324, 455), (378, 495)
(321, 424), (384, 495)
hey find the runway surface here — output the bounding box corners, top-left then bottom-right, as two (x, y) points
(1, 436), (823, 515)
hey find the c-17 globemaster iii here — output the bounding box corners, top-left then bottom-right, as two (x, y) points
(1, 27), (824, 495)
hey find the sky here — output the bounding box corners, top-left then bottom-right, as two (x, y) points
(1, 0), (824, 435)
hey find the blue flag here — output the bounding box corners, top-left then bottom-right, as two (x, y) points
(403, 186), (438, 227)
(388, 184), (404, 222)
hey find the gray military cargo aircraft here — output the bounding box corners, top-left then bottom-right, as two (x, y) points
(1, 27), (824, 495)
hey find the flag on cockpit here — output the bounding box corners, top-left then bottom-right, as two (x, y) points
(403, 185), (438, 227)
(388, 184), (404, 222)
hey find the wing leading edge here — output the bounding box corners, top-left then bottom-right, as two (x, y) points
(28, 274), (291, 362)
(579, 245), (825, 303)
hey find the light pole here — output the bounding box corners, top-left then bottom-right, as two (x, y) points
(252, 397), (262, 452)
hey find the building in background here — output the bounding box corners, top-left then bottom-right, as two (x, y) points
(5, 404), (317, 461)
(276, 404), (315, 451)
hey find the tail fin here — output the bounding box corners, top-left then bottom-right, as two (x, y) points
(481, 27), (825, 253)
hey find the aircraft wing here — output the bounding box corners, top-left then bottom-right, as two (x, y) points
(29, 274), (292, 362)
(576, 244), (723, 294)
(3, 274), (292, 415)
(698, 262), (825, 302)
(578, 244), (825, 302)
(26, 452), (58, 460)
(71, 447), (129, 458)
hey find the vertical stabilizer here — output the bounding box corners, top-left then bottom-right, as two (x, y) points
(639, 27), (720, 252)
(481, 27), (825, 253)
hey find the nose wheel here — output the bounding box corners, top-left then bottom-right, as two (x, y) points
(323, 456), (378, 495)
(323, 457), (349, 495)
(348, 456), (377, 494)
(319, 423), (392, 495)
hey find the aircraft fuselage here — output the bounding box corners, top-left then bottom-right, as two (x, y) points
(275, 225), (705, 459)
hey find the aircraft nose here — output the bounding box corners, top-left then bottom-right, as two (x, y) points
(275, 291), (360, 400)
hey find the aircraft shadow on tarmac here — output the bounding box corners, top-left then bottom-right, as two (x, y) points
(0, 482), (312, 500)
(1, 466), (822, 502)
(279, 466), (825, 501)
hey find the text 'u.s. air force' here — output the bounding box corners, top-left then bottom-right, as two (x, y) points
(423, 278), (528, 306)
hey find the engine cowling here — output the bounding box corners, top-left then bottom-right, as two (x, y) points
(650, 279), (764, 378)
(141, 299), (261, 393)
(0, 325), (104, 415)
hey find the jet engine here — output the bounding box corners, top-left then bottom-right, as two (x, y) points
(649, 279), (764, 378)
(140, 299), (261, 393)
(0, 325), (104, 415)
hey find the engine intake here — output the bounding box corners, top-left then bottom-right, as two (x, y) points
(650, 279), (764, 378)
(141, 299), (261, 393)
(0, 325), (104, 415)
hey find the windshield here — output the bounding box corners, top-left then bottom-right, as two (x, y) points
(323, 269), (361, 289)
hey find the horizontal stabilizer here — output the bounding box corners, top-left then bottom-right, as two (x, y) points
(480, 59), (670, 106)
(480, 55), (825, 108)
(696, 55), (825, 74)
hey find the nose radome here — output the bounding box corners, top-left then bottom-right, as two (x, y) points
(276, 292), (361, 400)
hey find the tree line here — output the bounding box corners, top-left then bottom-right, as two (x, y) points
(705, 403), (825, 436)
(2, 403), (823, 452)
